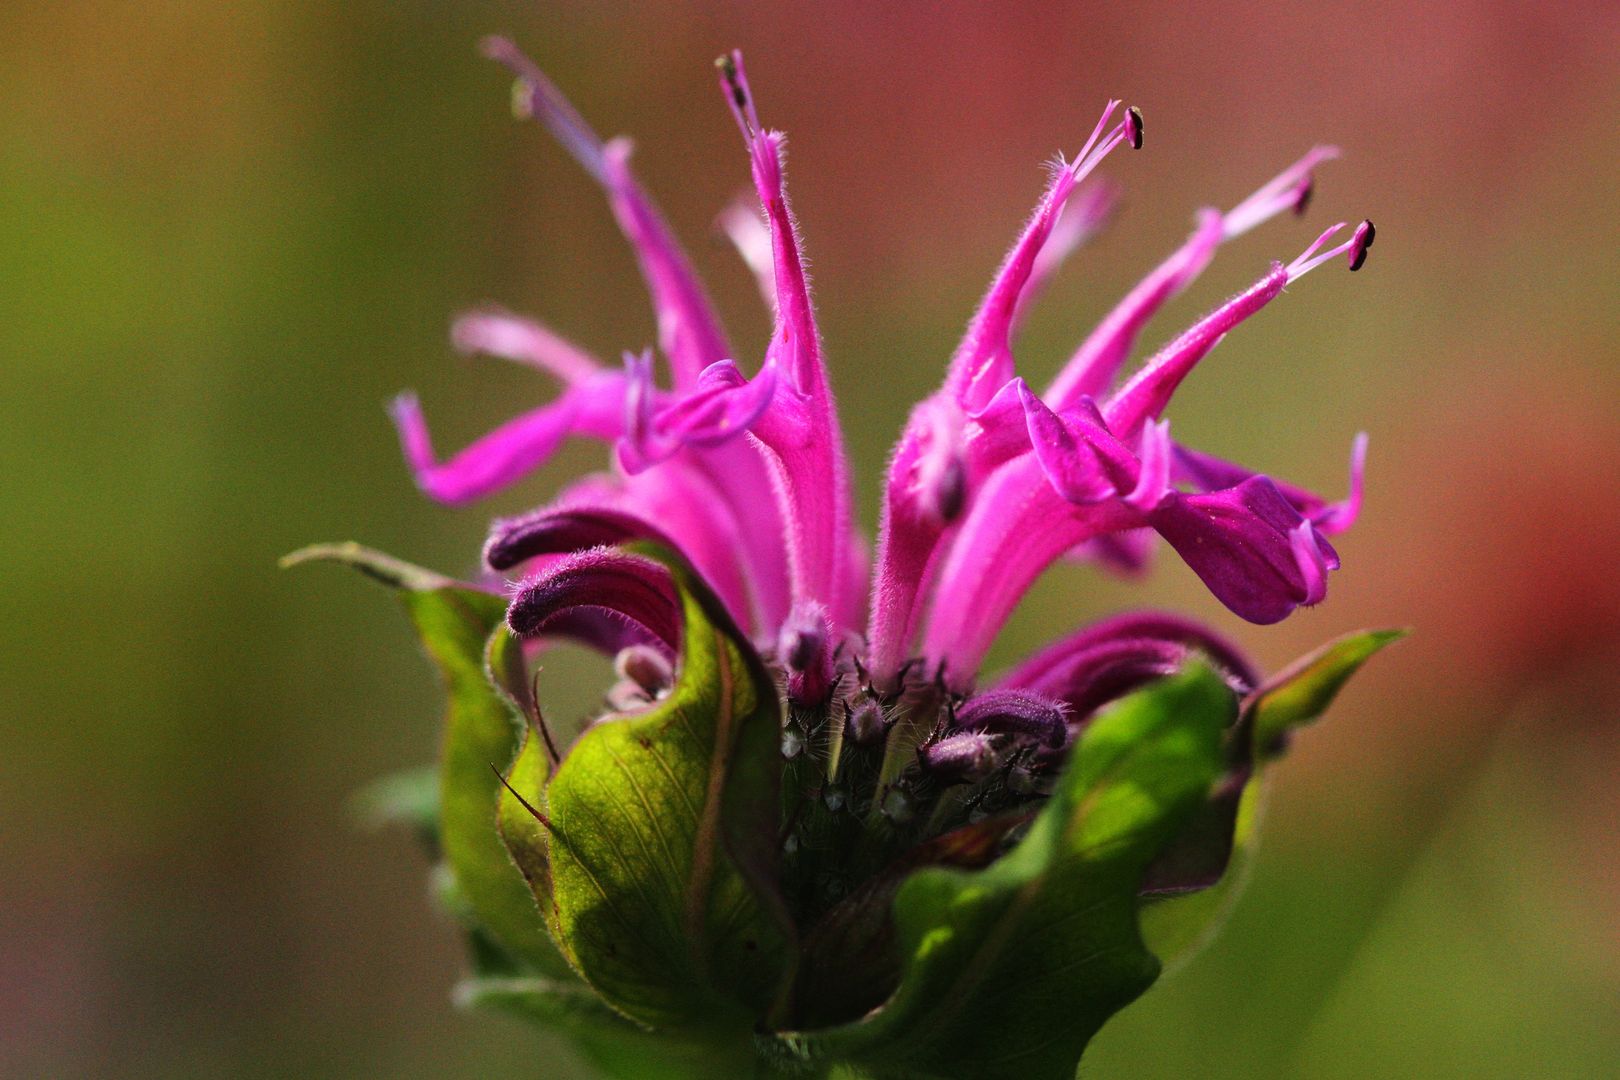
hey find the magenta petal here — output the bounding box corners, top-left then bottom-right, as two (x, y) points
(507, 547), (681, 655)
(996, 611), (1259, 709)
(390, 392), (578, 505)
(945, 100), (1134, 412)
(1018, 383), (1124, 503)
(601, 140), (733, 386)
(1104, 262), (1289, 439)
(951, 689), (1070, 749)
(656, 359), (778, 449)
(483, 37), (730, 389)
(1046, 209), (1224, 410)
(484, 506), (671, 572)
(1149, 476), (1340, 624)
(390, 374), (628, 504)
(451, 309), (601, 384)
(717, 54), (856, 622)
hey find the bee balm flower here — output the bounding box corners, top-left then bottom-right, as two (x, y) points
(301, 38), (1398, 1080)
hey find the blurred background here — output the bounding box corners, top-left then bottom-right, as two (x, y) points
(4, 1), (1618, 1076)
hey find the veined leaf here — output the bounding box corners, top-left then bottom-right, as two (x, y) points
(541, 550), (791, 1033)
(780, 664), (1234, 1080)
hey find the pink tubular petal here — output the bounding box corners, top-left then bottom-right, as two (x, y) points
(390, 393), (576, 506)
(867, 108), (1133, 681)
(484, 475), (756, 633)
(484, 505), (670, 572)
(484, 37), (731, 388)
(657, 359), (779, 449)
(922, 457), (1139, 689)
(1289, 521), (1329, 606)
(1049, 147), (1341, 413)
(1010, 178), (1118, 337)
(600, 140), (734, 385)
(1046, 209), (1224, 409)
(717, 52), (856, 623)
(1103, 261), (1290, 439)
(451, 309), (601, 384)
(507, 547), (681, 655)
(1220, 145), (1340, 239)
(951, 689), (1070, 748)
(617, 357), (778, 473)
(946, 100), (1135, 412)
(1019, 384), (1120, 504)
(390, 372), (629, 505)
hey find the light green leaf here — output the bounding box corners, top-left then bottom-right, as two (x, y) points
(782, 664), (1234, 1080)
(1250, 628), (1407, 758)
(285, 542), (572, 978)
(542, 551), (791, 1034)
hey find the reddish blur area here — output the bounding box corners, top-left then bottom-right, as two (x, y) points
(4, 2), (1617, 1076)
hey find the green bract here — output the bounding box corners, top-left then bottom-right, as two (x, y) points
(289, 543), (1397, 1079)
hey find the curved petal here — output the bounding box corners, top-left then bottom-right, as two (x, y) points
(996, 611), (1259, 705)
(1148, 476), (1340, 624)
(482, 37), (731, 388)
(389, 374), (627, 504)
(717, 53), (856, 622)
(507, 547), (681, 655)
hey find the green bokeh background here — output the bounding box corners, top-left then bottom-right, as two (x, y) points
(5, 2), (1618, 1076)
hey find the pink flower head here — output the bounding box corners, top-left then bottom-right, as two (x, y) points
(394, 40), (1371, 712)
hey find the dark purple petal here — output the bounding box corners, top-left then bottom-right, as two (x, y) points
(996, 610), (1258, 718)
(507, 547), (680, 655)
(484, 506), (671, 572)
(1149, 476), (1340, 624)
(952, 689), (1070, 749)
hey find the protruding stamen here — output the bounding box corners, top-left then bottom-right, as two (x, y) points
(481, 36), (606, 181)
(1221, 145), (1339, 239)
(715, 50), (761, 140)
(1349, 219), (1375, 271)
(1285, 219), (1375, 280)
(1125, 106), (1144, 150)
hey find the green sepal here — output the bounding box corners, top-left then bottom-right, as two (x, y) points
(776, 664), (1235, 1080)
(540, 546), (793, 1033)
(1141, 627), (1405, 970)
(283, 543), (572, 979)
